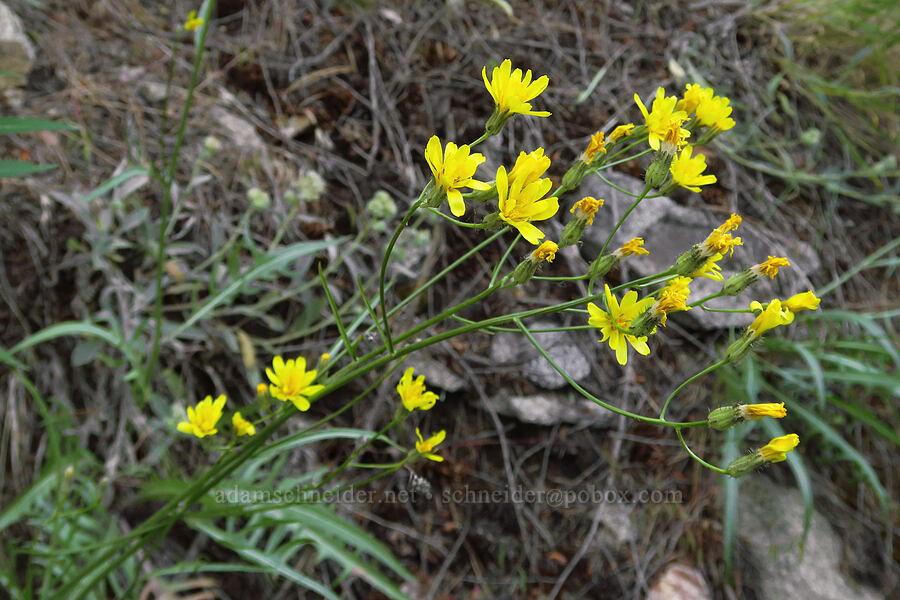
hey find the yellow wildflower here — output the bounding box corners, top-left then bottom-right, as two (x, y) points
(676, 83), (713, 114)
(783, 291), (821, 314)
(717, 214), (742, 233)
(232, 412), (256, 437)
(184, 10), (204, 32)
(177, 394), (226, 438)
(533, 240), (559, 263)
(583, 131), (606, 163)
(670, 146), (717, 192)
(507, 148), (551, 188)
(482, 59), (551, 118)
(703, 230), (742, 256)
(424, 135), (491, 217)
(415, 428), (447, 462)
(739, 402), (787, 421)
(614, 237), (650, 258)
(266, 355), (325, 411)
(696, 94), (736, 131)
(570, 196), (604, 225)
(396, 367), (439, 412)
(759, 433), (800, 463)
(587, 284), (654, 365)
(496, 165), (559, 245)
(691, 253), (724, 280)
(660, 117), (691, 154)
(633, 88), (689, 151)
(255, 382), (269, 396)
(753, 257), (790, 279)
(652, 277), (692, 326)
(748, 299), (792, 338)
(608, 123), (635, 144)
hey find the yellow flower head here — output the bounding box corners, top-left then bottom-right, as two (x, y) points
(653, 277), (692, 325)
(482, 59), (551, 118)
(608, 123), (635, 144)
(255, 382), (269, 396)
(717, 214), (742, 233)
(660, 117), (692, 154)
(570, 196), (604, 225)
(614, 237), (650, 258)
(691, 253), (724, 280)
(266, 355), (325, 411)
(748, 299), (792, 338)
(507, 148), (551, 188)
(676, 84), (714, 114)
(496, 165), (559, 245)
(696, 94), (736, 131)
(739, 402), (787, 421)
(184, 10), (204, 32)
(232, 412), (256, 437)
(783, 291), (821, 314)
(587, 284), (655, 365)
(702, 229), (742, 257)
(753, 256), (790, 279)
(583, 131), (606, 163)
(415, 428), (447, 462)
(532, 240), (559, 263)
(634, 88), (689, 151)
(758, 433), (800, 463)
(670, 146), (717, 192)
(396, 367), (439, 412)
(177, 394), (226, 438)
(424, 135), (491, 217)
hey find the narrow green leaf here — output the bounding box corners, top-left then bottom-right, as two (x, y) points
(826, 396), (900, 445)
(9, 322), (123, 357)
(0, 161), (55, 178)
(0, 117), (77, 135)
(170, 239), (343, 339)
(188, 519), (340, 600)
(77, 166), (151, 203)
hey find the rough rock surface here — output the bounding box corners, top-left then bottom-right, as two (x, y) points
(491, 392), (616, 427)
(646, 564), (712, 600)
(0, 2), (35, 89)
(578, 172), (821, 329)
(737, 477), (881, 600)
(490, 319), (592, 389)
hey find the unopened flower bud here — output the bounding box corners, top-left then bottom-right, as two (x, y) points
(247, 187), (270, 210)
(481, 212), (505, 230)
(589, 254), (618, 279)
(366, 190), (398, 220)
(294, 171), (326, 201)
(707, 405), (742, 431)
(645, 152), (674, 189)
(203, 136), (222, 154)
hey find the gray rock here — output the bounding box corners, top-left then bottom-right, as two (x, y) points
(490, 320), (592, 389)
(412, 357), (466, 393)
(646, 563), (711, 600)
(737, 477), (881, 600)
(0, 2), (35, 89)
(492, 392), (616, 427)
(578, 172), (821, 329)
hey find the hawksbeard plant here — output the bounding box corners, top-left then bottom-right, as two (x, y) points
(42, 12), (824, 595)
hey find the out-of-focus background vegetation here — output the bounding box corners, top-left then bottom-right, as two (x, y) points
(1, 0), (897, 598)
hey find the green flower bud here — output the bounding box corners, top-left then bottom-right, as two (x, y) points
(726, 453), (765, 478)
(559, 218), (587, 248)
(707, 405), (741, 431)
(725, 332), (754, 364)
(674, 245), (709, 277)
(247, 187), (270, 210)
(481, 212), (505, 230)
(294, 171), (326, 201)
(644, 151), (674, 189)
(721, 269), (759, 296)
(560, 159), (590, 194)
(589, 254), (619, 279)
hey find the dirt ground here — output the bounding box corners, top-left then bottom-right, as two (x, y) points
(2, 1), (898, 598)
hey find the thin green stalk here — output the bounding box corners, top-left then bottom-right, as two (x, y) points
(599, 183), (651, 257)
(319, 265), (356, 360)
(425, 207), (485, 228)
(659, 361), (726, 420)
(144, 3), (216, 394)
(490, 231), (519, 286)
(689, 291), (726, 307)
(514, 318), (707, 428)
(268, 205), (301, 250)
(377, 194), (427, 355)
(676, 428), (729, 474)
